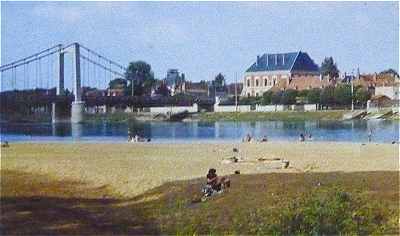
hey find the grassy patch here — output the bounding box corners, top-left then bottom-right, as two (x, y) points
(84, 112), (137, 123)
(1, 170), (398, 235)
(198, 111), (347, 122)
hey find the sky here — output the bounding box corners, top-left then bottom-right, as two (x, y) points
(1, 1), (399, 85)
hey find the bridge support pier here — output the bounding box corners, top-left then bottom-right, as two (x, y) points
(71, 101), (85, 123)
(52, 102), (70, 123)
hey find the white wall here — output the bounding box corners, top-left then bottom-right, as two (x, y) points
(255, 105), (277, 112)
(214, 104), (251, 112)
(304, 104), (318, 111)
(275, 105), (288, 111)
(375, 86), (400, 100)
(149, 103), (198, 114)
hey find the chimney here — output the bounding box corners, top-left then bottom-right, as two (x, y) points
(256, 55), (260, 66)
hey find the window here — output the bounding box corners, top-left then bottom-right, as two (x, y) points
(256, 79), (259, 87)
(264, 79), (268, 86)
(247, 79), (250, 87)
(247, 93), (250, 97)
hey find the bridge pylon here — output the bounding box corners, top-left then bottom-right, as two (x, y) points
(70, 42), (84, 123)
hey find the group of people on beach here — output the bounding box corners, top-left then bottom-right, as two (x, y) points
(242, 133), (268, 143)
(242, 133), (313, 142)
(299, 133), (313, 142)
(128, 131), (151, 143)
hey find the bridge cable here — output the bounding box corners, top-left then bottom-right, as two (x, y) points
(0, 44), (62, 70)
(39, 57), (42, 89)
(87, 50), (90, 88)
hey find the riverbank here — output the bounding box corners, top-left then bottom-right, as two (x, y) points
(2, 142), (398, 198)
(82, 110), (349, 123)
(196, 110), (349, 122)
(2, 169), (399, 234)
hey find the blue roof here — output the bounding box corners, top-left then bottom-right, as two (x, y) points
(246, 51), (319, 73)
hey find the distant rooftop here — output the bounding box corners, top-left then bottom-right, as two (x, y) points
(246, 51), (319, 73)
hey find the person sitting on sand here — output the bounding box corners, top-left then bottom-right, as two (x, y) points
(299, 133), (305, 142)
(1, 141), (9, 148)
(206, 168), (230, 192)
(259, 135), (268, 142)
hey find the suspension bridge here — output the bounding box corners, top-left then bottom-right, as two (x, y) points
(0, 42), (127, 123)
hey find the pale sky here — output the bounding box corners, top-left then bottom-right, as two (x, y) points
(1, 1), (399, 84)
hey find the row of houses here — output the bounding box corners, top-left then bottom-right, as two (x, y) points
(241, 51), (399, 97)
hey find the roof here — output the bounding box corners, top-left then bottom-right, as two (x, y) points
(370, 95), (391, 101)
(246, 51), (319, 73)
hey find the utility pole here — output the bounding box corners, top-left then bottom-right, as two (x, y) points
(351, 70), (354, 111)
(235, 72), (238, 112)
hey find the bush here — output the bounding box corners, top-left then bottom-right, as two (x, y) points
(233, 188), (390, 235)
(354, 87), (371, 107)
(280, 89), (298, 105)
(307, 88), (321, 104)
(271, 91), (283, 104)
(320, 86), (335, 107)
(334, 84), (352, 105)
(262, 91), (274, 105)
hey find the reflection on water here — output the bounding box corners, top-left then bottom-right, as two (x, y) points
(0, 120), (399, 143)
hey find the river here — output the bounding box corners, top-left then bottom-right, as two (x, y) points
(1, 120), (399, 143)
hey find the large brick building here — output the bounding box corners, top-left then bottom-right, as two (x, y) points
(241, 51), (333, 97)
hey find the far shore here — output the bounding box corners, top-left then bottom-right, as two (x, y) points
(2, 109), (398, 123)
(2, 142), (398, 198)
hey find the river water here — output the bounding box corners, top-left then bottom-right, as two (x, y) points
(1, 120), (399, 143)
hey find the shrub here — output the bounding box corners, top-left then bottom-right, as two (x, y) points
(262, 91), (274, 105)
(280, 89), (298, 105)
(232, 187), (390, 235)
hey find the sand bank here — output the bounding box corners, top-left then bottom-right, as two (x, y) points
(1, 142), (398, 198)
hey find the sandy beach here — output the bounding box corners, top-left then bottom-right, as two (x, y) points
(1, 142), (399, 198)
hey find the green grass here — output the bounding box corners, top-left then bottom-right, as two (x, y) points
(3, 170), (398, 235)
(198, 110), (348, 122)
(84, 112), (138, 123)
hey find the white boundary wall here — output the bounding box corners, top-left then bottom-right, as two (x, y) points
(256, 104), (318, 112)
(214, 104), (251, 112)
(149, 103), (198, 114)
(304, 104), (318, 111)
(255, 105), (277, 112)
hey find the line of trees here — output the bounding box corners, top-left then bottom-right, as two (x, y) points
(239, 85), (371, 108)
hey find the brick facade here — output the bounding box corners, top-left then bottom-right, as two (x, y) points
(241, 51), (326, 97)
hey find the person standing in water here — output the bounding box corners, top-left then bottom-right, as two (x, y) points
(368, 129), (373, 142)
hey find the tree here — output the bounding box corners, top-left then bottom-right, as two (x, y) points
(271, 91), (282, 104)
(320, 86), (335, 107)
(320, 57), (339, 79)
(262, 91), (274, 105)
(154, 83), (170, 97)
(213, 73), (225, 88)
(108, 78), (127, 89)
(379, 68), (399, 77)
(125, 61), (156, 96)
(334, 84), (352, 106)
(354, 87), (370, 107)
(307, 88), (321, 104)
(280, 89), (298, 105)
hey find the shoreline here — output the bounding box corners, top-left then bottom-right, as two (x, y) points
(2, 139), (399, 145)
(3, 109), (398, 124)
(2, 142), (398, 198)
